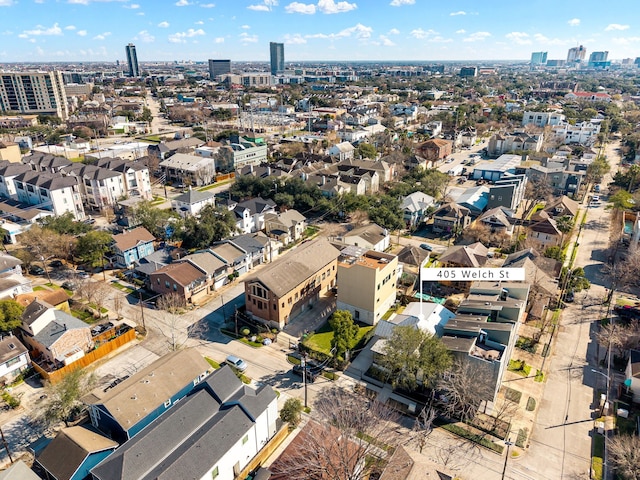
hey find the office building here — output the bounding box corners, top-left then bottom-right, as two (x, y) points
(0, 71), (68, 119)
(125, 43), (139, 77)
(588, 51), (610, 68)
(530, 52), (548, 65)
(459, 66), (478, 78)
(567, 45), (586, 65)
(270, 42), (284, 75)
(208, 59), (231, 80)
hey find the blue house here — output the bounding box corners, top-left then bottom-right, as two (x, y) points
(111, 226), (156, 268)
(36, 426), (118, 480)
(83, 349), (212, 444)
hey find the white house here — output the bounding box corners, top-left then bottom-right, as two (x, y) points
(552, 120), (601, 146)
(12, 171), (86, 221)
(401, 191), (435, 228)
(61, 164), (126, 210)
(328, 141), (356, 161)
(0, 335), (30, 383)
(172, 188), (216, 218)
(232, 197), (277, 234)
(340, 223), (390, 252)
(521, 111), (566, 128)
(160, 153), (217, 187)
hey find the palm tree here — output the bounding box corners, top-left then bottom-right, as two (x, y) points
(555, 215), (574, 247)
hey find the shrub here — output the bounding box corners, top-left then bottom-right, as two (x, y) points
(280, 398), (303, 429)
(504, 387), (522, 404)
(1, 391), (21, 409)
(241, 328), (250, 337)
(526, 397), (536, 411)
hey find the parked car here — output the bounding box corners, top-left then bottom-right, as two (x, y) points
(592, 195), (600, 202)
(49, 260), (64, 268)
(565, 290), (575, 303)
(225, 354), (248, 372)
(28, 265), (45, 275)
(420, 243), (433, 251)
(594, 184), (601, 193)
(76, 271), (91, 279)
(62, 281), (77, 291)
(292, 364), (318, 382)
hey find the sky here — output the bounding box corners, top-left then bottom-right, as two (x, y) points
(0, 0), (639, 63)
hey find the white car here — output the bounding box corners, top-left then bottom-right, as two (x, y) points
(592, 195), (600, 202)
(226, 355), (248, 372)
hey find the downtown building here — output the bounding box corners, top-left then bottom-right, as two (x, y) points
(270, 42), (284, 75)
(0, 71), (68, 120)
(208, 59), (231, 80)
(125, 43), (140, 77)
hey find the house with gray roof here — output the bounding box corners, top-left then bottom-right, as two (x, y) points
(244, 237), (341, 329)
(90, 365), (278, 480)
(233, 197), (276, 234)
(0, 460), (41, 480)
(171, 187), (216, 217)
(229, 232), (275, 270)
(0, 334), (29, 383)
(340, 223), (390, 252)
(477, 206), (516, 236)
(84, 349), (212, 444)
(432, 203), (472, 234)
(181, 250), (228, 290)
(456, 185), (490, 215)
(263, 209), (306, 245)
(12, 170), (86, 221)
(401, 191), (435, 228)
(18, 299), (92, 366)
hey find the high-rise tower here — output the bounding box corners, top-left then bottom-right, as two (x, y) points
(125, 43), (139, 77)
(208, 59), (231, 80)
(270, 42), (284, 75)
(567, 45), (586, 65)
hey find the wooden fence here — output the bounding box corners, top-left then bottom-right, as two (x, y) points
(216, 172), (235, 183)
(235, 423), (290, 480)
(33, 328), (136, 384)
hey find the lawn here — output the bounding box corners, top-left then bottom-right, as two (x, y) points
(303, 324), (374, 356)
(592, 434), (604, 480)
(111, 282), (135, 294)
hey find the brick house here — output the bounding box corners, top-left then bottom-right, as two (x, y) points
(415, 139), (452, 163)
(149, 262), (208, 305)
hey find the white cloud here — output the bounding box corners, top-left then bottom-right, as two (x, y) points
(136, 30), (155, 42)
(378, 35), (395, 46)
(214, 37), (224, 43)
(20, 23), (63, 37)
(248, 0), (277, 11)
(158, 21), (170, 28)
(65, 25), (76, 30)
(390, 0), (413, 6)
(567, 18), (580, 27)
(605, 23), (629, 31)
(388, 28), (399, 35)
(611, 36), (640, 45)
(450, 10), (466, 16)
(67, 0), (129, 4)
(175, 0), (190, 6)
(284, 33), (307, 44)
(410, 28), (438, 39)
(285, 2), (315, 14)
(124, 3), (140, 8)
(239, 32), (259, 43)
(429, 36), (452, 43)
(168, 28), (205, 43)
(455, 29), (466, 34)
(306, 22), (371, 40)
(92, 31), (111, 40)
(505, 31), (531, 45)
(77, 30), (87, 36)
(532, 33), (567, 45)
(317, 0), (356, 14)
(463, 31), (490, 42)
(0, 0), (15, 6)
(201, 3), (215, 7)
(241, 24), (251, 29)
(195, 20), (204, 24)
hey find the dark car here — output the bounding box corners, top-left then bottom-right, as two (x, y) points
(565, 290), (575, 303)
(62, 281), (77, 291)
(420, 243), (433, 251)
(28, 265), (46, 275)
(49, 260), (64, 268)
(292, 364), (319, 382)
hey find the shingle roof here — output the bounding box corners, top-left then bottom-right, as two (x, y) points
(0, 335), (27, 366)
(173, 189), (215, 205)
(181, 251), (226, 275)
(0, 460), (41, 480)
(37, 426), (117, 480)
(344, 223), (388, 245)
(244, 238), (340, 298)
(439, 243), (488, 268)
(151, 261), (206, 287)
(0, 253), (21, 272)
(34, 310), (90, 349)
(112, 227), (155, 252)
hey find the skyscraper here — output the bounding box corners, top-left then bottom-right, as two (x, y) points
(270, 42), (284, 75)
(567, 45), (586, 65)
(208, 59), (231, 80)
(125, 43), (139, 77)
(0, 71), (68, 119)
(530, 51), (548, 65)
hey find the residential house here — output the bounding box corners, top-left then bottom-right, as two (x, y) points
(171, 188), (216, 218)
(455, 186), (490, 216)
(148, 137), (205, 160)
(263, 209), (306, 245)
(340, 223), (390, 252)
(229, 232), (276, 269)
(625, 349), (640, 402)
(19, 300), (93, 367)
(526, 161), (585, 196)
(328, 141), (356, 161)
(552, 119), (601, 146)
(471, 154), (522, 182)
(542, 195), (580, 219)
(0, 142), (20, 163)
(16, 288), (71, 313)
(83, 349), (212, 443)
(0, 161), (32, 199)
(210, 242), (249, 276)
(22, 152), (72, 173)
(0, 460), (41, 480)
(528, 217), (562, 248)
(111, 226), (156, 268)
(233, 197), (277, 234)
(456, 281), (529, 326)
(0, 252), (32, 299)
(36, 426), (118, 480)
(244, 238), (341, 329)
(90, 366), (278, 480)
(432, 203), (472, 234)
(487, 131), (543, 157)
(476, 207), (516, 236)
(0, 334), (29, 384)
(486, 175), (527, 211)
(419, 120), (442, 137)
(415, 139), (452, 163)
(12, 171), (86, 221)
(437, 242), (489, 292)
(132, 247), (178, 281)
(149, 261), (208, 305)
(337, 248), (398, 326)
(342, 158), (394, 183)
(160, 153), (216, 187)
(401, 191), (435, 228)
(60, 163), (125, 210)
(564, 91), (611, 102)
(96, 157), (152, 200)
(181, 250), (227, 291)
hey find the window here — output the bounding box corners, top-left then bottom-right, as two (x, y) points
(273, 303), (276, 310)
(282, 302), (285, 308)
(165, 281), (170, 288)
(242, 434), (249, 445)
(173, 284), (177, 291)
(288, 297), (292, 304)
(164, 399), (171, 408)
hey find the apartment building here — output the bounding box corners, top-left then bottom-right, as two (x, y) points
(0, 71), (68, 119)
(337, 248), (398, 326)
(521, 111), (565, 128)
(13, 170), (85, 220)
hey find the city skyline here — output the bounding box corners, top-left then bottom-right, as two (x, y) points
(0, 0), (638, 63)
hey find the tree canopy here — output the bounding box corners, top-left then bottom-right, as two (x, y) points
(329, 310), (359, 364)
(75, 231), (113, 268)
(39, 212), (92, 236)
(180, 205), (238, 249)
(0, 300), (25, 333)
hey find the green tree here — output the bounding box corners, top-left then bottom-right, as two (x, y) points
(280, 397), (303, 429)
(543, 246), (565, 263)
(357, 142), (377, 159)
(608, 189), (635, 211)
(180, 205), (237, 249)
(39, 212), (91, 235)
(560, 266), (591, 292)
(0, 300), (25, 333)
(329, 310), (359, 364)
(41, 369), (96, 427)
(75, 231), (113, 268)
(132, 200), (175, 238)
(138, 106), (153, 124)
(555, 215), (574, 246)
(379, 326), (452, 391)
(586, 156), (611, 184)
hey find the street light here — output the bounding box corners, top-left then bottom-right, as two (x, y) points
(501, 438), (514, 480)
(592, 368), (611, 480)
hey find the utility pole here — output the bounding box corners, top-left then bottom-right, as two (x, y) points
(501, 438), (513, 480)
(301, 350), (308, 408)
(0, 426), (13, 464)
(138, 292), (146, 332)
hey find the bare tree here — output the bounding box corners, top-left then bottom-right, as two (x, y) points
(595, 320), (640, 363)
(112, 294), (123, 320)
(271, 387), (400, 480)
(92, 282), (111, 316)
(76, 278), (96, 305)
(408, 406), (436, 454)
(608, 434), (640, 480)
(437, 360), (495, 423)
(157, 293), (187, 351)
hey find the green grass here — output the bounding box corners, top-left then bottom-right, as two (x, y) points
(304, 226), (320, 238)
(616, 414), (636, 435)
(303, 325), (374, 356)
(111, 282), (135, 294)
(205, 357), (221, 369)
(526, 397), (537, 411)
(287, 354), (301, 365)
(33, 286), (47, 291)
(239, 337), (264, 348)
(504, 387), (522, 404)
(592, 434), (604, 480)
(71, 308), (95, 324)
(508, 359), (532, 377)
(88, 303), (109, 314)
(197, 179), (234, 191)
(534, 370), (545, 382)
(440, 423), (504, 454)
